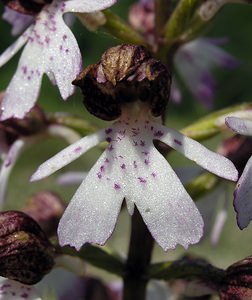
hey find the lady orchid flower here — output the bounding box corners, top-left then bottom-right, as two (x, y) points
(225, 116), (252, 229)
(31, 45), (238, 251)
(31, 103), (237, 251)
(0, 0), (116, 120)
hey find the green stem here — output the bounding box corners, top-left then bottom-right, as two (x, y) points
(154, 0), (171, 38)
(148, 257), (225, 283)
(164, 0), (203, 40)
(57, 244), (124, 277)
(102, 10), (147, 46)
(123, 209), (154, 300)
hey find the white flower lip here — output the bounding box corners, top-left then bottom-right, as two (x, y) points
(0, 0), (117, 120)
(31, 110), (238, 251)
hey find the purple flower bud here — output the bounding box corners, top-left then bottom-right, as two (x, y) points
(0, 211), (54, 284)
(22, 191), (66, 237)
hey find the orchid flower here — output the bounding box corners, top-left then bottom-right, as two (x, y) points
(0, 0), (116, 120)
(225, 116), (252, 229)
(174, 38), (239, 108)
(0, 278), (41, 300)
(31, 103), (238, 251)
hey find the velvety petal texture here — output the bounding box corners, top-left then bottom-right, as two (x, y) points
(233, 156), (252, 229)
(0, 278), (41, 300)
(225, 116), (252, 136)
(156, 124), (238, 181)
(0, 139), (25, 208)
(31, 130), (105, 181)
(32, 111), (237, 251)
(0, 0), (117, 120)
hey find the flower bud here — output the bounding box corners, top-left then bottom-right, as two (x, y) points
(73, 44), (171, 121)
(22, 191), (66, 237)
(220, 256), (252, 299)
(1, 0), (53, 15)
(0, 211), (54, 284)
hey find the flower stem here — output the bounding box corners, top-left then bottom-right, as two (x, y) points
(123, 209), (154, 300)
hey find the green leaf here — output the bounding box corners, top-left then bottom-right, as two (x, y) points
(181, 102), (252, 141)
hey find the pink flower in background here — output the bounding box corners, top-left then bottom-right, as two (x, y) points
(0, 0), (116, 120)
(174, 38), (239, 107)
(31, 103), (238, 251)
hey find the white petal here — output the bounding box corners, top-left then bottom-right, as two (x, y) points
(2, 8), (33, 36)
(0, 278), (41, 300)
(225, 116), (252, 136)
(1, 1), (83, 120)
(0, 139), (25, 208)
(57, 171), (87, 185)
(130, 146), (204, 250)
(155, 124), (238, 181)
(58, 150), (124, 250)
(0, 28), (30, 67)
(233, 155), (252, 229)
(31, 129), (105, 181)
(1, 47), (43, 120)
(64, 0), (116, 13)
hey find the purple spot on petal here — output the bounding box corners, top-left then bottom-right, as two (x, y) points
(138, 177), (147, 183)
(97, 172), (102, 179)
(106, 137), (112, 142)
(74, 146), (82, 153)
(4, 158), (12, 167)
(105, 158), (110, 163)
(121, 163), (126, 169)
(140, 140), (145, 146)
(144, 159), (150, 165)
(114, 183), (121, 190)
(100, 165), (105, 172)
(151, 172), (157, 178)
(108, 145), (114, 152)
(63, 34), (67, 41)
(133, 161), (137, 168)
(21, 293), (28, 299)
(154, 130), (164, 137)
(133, 140), (138, 146)
(105, 128), (113, 134)
(174, 139), (182, 146)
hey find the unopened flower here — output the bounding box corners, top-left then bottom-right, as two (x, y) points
(31, 45), (238, 251)
(22, 191), (66, 237)
(225, 116), (252, 229)
(0, 278), (41, 300)
(0, 211), (54, 284)
(0, 0), (116, 120)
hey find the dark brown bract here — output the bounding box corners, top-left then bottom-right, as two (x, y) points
(1, 0), (52, 15)
(73, 44), (171, 121)
(0, 211), (54, 284)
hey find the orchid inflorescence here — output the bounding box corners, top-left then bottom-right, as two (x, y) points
(0, 0), (252, 299)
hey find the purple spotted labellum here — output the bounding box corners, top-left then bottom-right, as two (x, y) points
(31, 102), (238, 251)
(0, 278), (41, 300)
(225, 116), (252, 229)
(0, 0), (116, 120)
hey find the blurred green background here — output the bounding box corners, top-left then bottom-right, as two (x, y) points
(0, 0), (252, 291)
